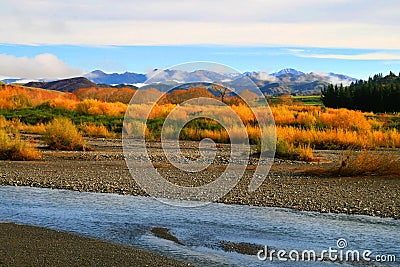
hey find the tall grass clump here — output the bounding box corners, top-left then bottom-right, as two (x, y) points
(45, 117), (86, 151)
(306, 150), (400, 177)
(275, 139), (314, 162)
(19, 123), (47, 135)
(334, 150), (399, 176)
(0, 128), (42, 160)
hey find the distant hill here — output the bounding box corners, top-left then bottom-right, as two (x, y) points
(25, 77), (95, 92)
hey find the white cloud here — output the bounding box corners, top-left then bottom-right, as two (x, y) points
(254, 72), (277, 82)
(2, 20), (399, 50)
(312, 70), (353, 85)
(0, 53), (83, 79)
(295, 52), (400, 60)
(0, 0), (399, 49)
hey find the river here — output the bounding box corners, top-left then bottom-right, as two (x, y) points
(0, 186), (398, 266)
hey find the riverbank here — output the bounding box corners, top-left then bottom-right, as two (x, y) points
(0, 137), (399, 219)
(0, 223), (193, 267)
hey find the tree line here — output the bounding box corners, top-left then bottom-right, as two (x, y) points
(321, 72), (400, 112)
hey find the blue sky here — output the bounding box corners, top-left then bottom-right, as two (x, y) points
(1, 0), (399, 80)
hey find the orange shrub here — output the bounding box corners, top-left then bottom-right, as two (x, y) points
(0, 84), (77, 109)
(271, 105), (297, 125)
(319, 108), (371, 132)
(231, 104), (256, 123)
(148, 104), (176, 119)
(49, 98), (78, 110)
(76, 99), (127, 116)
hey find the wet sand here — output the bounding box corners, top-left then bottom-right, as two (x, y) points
(0, 223), (193, 267)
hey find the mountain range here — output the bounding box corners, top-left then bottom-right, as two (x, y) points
(2, 68), (357, 96)
(85, 70), (146, 85)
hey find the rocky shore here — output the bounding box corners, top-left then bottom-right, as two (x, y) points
(0, 137), (399, 219)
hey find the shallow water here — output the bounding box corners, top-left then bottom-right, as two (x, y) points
(0, 186), (399, 266)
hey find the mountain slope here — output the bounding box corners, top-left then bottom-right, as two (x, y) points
(25, 77), (96, 92)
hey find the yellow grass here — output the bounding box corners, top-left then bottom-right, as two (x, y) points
(276, 126), (400, 149)
(306, 150), (400, 177)
(19, 123), (47, 135)
(80, 123), (114, 138)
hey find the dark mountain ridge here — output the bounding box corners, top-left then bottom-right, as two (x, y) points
(25, 77), (95, 92)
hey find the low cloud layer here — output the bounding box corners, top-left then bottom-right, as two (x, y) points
(0, 53), (83, 79)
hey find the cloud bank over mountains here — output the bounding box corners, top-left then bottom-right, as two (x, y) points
(0, 53), (82, 79)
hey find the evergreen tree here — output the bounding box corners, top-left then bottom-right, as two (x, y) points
(321, 72), (400, 112)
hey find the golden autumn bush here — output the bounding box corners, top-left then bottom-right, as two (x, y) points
(76, 99), (127, 116)
(0, 128), (42, 160)
(44, 118), (86, 151)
